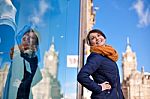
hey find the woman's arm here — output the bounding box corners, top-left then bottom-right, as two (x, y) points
(77, 53), (111, 93)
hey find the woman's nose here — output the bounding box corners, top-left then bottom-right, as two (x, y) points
(95, 37), (98, 41)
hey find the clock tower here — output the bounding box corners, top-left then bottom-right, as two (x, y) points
(122, 37), (137, 81)
(43, 37), (58, 78)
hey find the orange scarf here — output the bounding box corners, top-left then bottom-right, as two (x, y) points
(90, 45), (118, 62)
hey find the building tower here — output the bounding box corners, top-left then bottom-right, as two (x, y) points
(122, 37), (150, 99)
(32, 38), (62, 99)
(43, 37), (58, 78)
(122, 37), (137, 81)
(0, 64), (9, 98)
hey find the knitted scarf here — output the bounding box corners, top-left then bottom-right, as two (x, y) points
(90, 45), (118, 62)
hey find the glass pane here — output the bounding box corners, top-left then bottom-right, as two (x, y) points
(0, 0), (79, 99)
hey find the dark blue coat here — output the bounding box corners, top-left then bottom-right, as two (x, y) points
(77, 52), (124, 99)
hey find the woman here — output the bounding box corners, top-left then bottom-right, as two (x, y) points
(16, 28), (39, 99)
(3, 25), (42, 99)
(77, 29), (124, 99)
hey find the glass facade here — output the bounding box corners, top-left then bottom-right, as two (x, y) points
(0, 0), (80, 99)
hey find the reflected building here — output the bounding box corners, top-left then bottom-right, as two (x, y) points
(32, 39), (62, 99)
(122, 38), (150, 99)
(0, 64), (9, 98)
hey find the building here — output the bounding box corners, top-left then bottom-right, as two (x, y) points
(78, 0), (96, 99)
(32, 39), (62, 99)
(122, 38), (150, 99)
(0, 64), (9, 98)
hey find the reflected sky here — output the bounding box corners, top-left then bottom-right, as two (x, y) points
(4, 0), (79, 98)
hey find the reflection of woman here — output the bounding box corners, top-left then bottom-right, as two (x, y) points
(3, 25), (42, 99)
(77, 29), (124, 99)
(16, 29), (39, 99)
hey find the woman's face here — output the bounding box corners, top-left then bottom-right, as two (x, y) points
(89, 32), (106, 46)
(22, 31), (38, 52)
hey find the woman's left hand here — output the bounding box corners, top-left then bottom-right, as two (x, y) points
(98, 81), (111, 91)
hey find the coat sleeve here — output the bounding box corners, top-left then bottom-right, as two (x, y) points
(21, 52), (38, 84)
(77, 53), (103, 94)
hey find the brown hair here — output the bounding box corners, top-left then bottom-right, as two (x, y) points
(86, 29), (106, 45)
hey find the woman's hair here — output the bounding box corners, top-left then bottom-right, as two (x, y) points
(86, 29), (106, 45)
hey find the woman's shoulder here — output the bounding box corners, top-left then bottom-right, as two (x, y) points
(87, 52), (105, 61)
(89, 52), (104, 57)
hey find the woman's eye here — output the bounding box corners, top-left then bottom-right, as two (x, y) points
(22, 37), (26, 41)
(90, 37), (94, 40)
(97, 34), (100, 37)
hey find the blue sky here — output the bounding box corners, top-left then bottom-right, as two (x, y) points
(0, 0), (79, 98)
(93, 0), (150, 81)
(0, 0), (150, 98)
(10, 0), (79, 98)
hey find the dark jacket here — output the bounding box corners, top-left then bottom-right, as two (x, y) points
(17, 52), (38, 99)
(77, 52), (124, 99)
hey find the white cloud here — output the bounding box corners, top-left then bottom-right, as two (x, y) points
(30, 15), (40, 25)
(0, 0), (16, 19)
(39, 0), (49, 16)
(29, 0), (49, 25)
(132, 0), (150, 27)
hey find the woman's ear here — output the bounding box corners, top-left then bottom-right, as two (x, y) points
(86, 38), (90, 46)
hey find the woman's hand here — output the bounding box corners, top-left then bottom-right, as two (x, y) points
(98, 81), (111, 91)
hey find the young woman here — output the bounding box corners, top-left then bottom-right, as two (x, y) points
(77, 29), (124, 99)
(3, 25), (42, 99)
(16, 28), (39, 99)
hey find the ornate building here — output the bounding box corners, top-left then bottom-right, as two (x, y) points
(32, 39), (62, 99)
(122, 38), (150, 99)
(0, 64), (9, 98)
